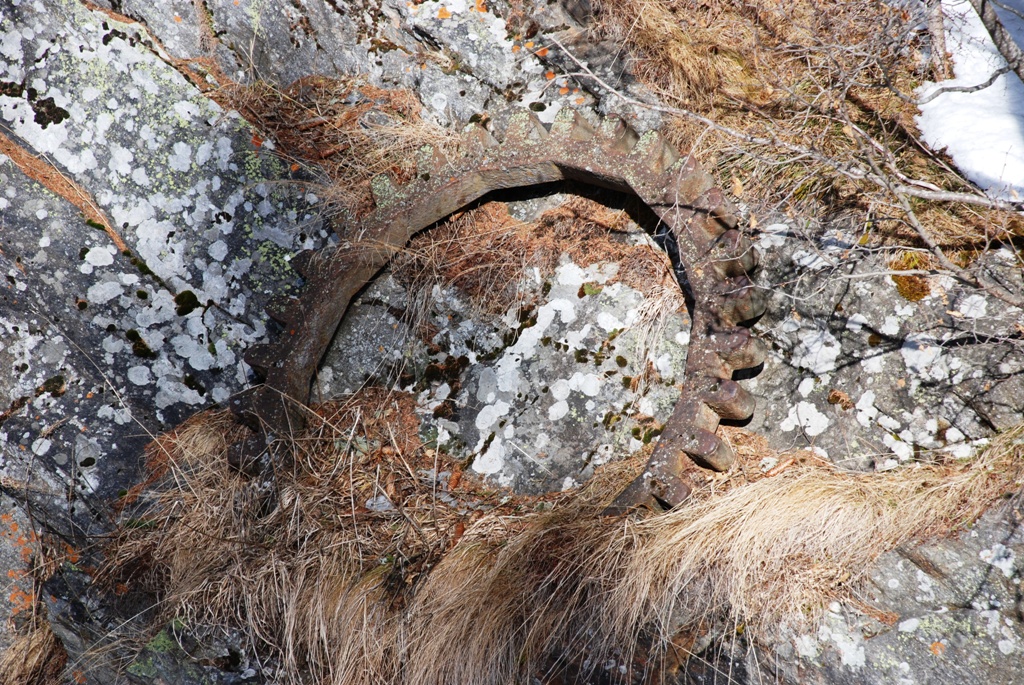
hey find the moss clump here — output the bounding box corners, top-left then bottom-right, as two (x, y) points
(889, 251), (931, 302)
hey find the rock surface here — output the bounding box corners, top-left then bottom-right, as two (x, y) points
(748, 222), (1024, 472)
(736, 501), (1024, 685)
(0, 0), (1022, 683)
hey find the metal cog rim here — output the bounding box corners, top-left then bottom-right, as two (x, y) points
(228, 107), (769, 510)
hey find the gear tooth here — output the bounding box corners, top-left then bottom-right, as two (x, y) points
(599, 116), (640, 153)
(415, 144), (438, 178)
(630, 130), (680, 174)
(289, 250), (318, 279)
(718, 279), (767, 325)
(370, 173), (400, 209)
(715, 327), (768, 371)
(710, 229), (759, 277)
(692, 189), (740, 232)
(684, 428), (736, 471)
(699, 377), (756, 421)
(569, 110), (597, 141)
(550, 108), (596, 141)
(672, 168), (716, 205)
(243, 343), (278, 379)
(265, 295), (300, 327)
(463, 123), (500, 156)
(648, 471), (693, 509)
(503, 109), (549, 144)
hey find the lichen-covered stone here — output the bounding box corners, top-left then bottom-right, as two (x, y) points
(0, 0), (327, 514)
(745, 222), (1024, 471)
(759, 504), (1024, 685)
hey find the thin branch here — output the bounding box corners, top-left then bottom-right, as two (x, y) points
(917, 65), (1011, 105)
(549, 37), (1024, 214)
(990, 0), (1024, 26)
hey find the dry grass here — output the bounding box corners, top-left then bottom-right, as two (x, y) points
(220, 75), (461, 218)
(0, 623), (66, 685)
(590, 0), (1024, 248)
(106, 397), (1024, 683)
(392, 196), (684, 317)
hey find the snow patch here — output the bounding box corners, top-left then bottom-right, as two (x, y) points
(916, 1), (1024, 199)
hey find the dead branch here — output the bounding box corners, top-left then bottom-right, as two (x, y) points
(926, 0), (953, 79)
(549, 37), (1024, 214)
(917, 65), (1011, 104)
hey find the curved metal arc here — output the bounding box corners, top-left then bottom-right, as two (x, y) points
(229, 109), (769, 511)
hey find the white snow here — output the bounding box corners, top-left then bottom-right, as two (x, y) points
(916, 0), (1024, 198)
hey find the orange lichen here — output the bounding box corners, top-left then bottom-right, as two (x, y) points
(437, 6), (451, 18)
(827, 389), (854, 410)
(8, 588), (35, 616)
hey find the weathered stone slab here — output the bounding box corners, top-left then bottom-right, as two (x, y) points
(0, 0), (327, 523)
(746, 222), (1024, 471)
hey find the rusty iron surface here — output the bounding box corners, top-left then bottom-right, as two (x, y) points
(228, 108), (768, 510)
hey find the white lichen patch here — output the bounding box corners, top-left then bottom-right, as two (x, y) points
(900, 334), (954, 386)
(780, 401), (830, 437)
(86, 280), (124, 304)
(404, 254), (691, 491)
(957, 293), (988, 319)
(0, 0), (326, 439)
(790, 327), (841, 375)
(979, 544), (1016, 578)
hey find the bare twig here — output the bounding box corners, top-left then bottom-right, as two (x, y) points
(917, 65), (1011, 104)
(549, 37), (1024, 213)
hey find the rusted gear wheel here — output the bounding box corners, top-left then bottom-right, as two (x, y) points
(228, 108), (768, 510)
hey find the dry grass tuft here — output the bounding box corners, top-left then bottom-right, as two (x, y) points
(393, 196), (684, 316)
(590, 0), (1023, 248)
(106, 399), (1024, 683)
(0, 623), (67, 685)
(220, 75), (461, 217)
